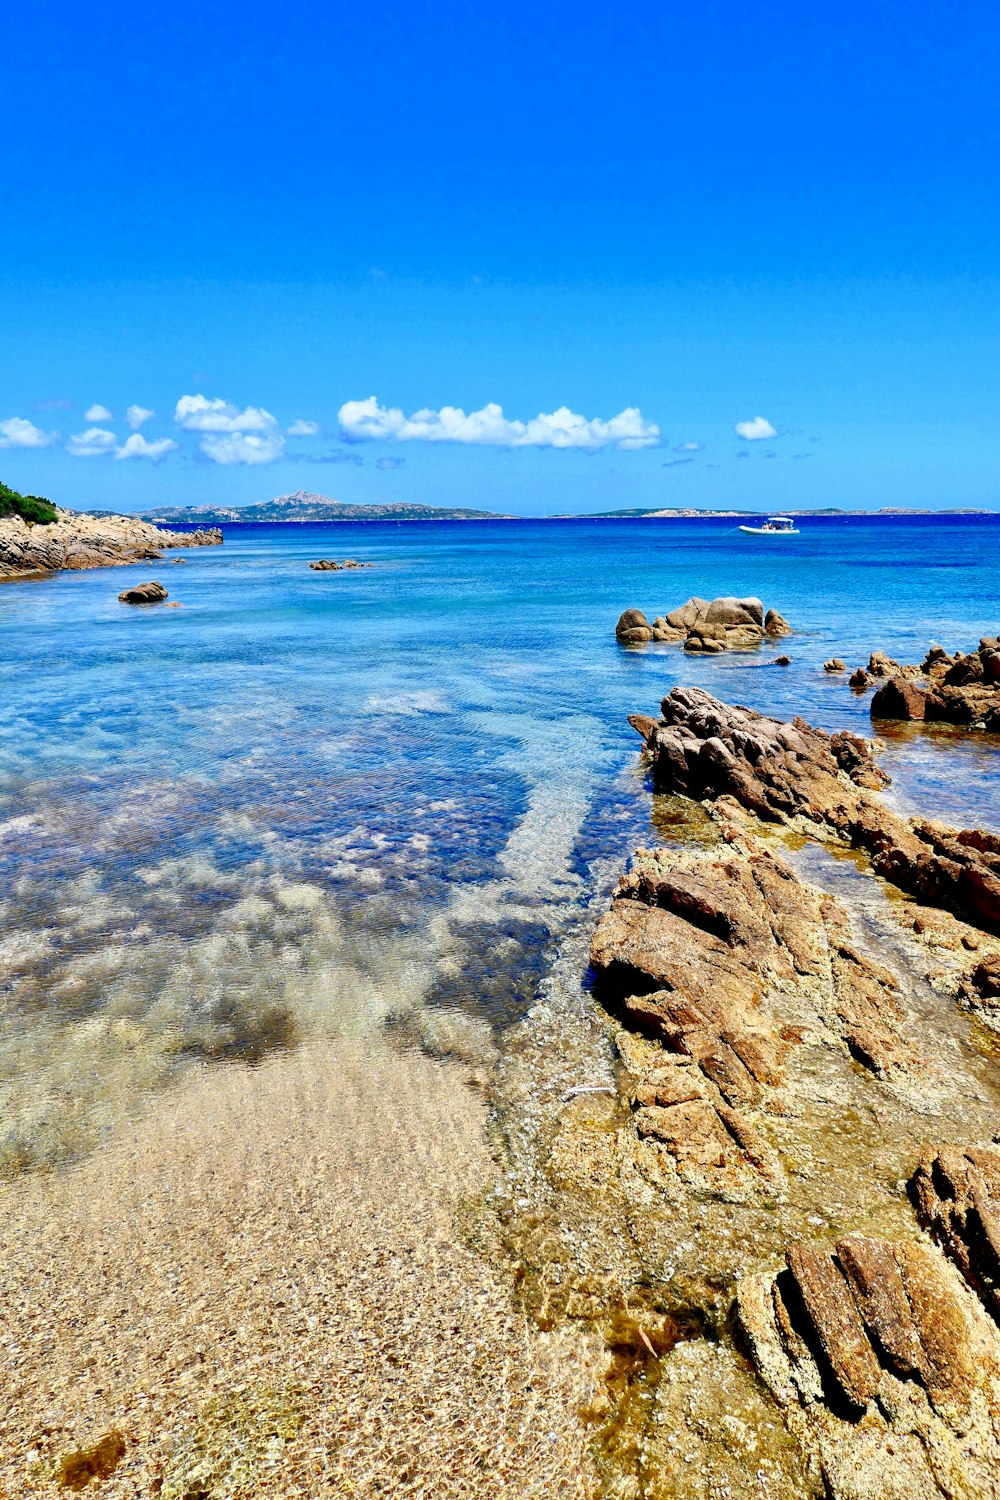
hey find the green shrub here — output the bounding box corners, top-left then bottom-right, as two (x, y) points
(0, 482), (58, 525)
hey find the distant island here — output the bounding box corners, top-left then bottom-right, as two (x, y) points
(565, 505), (994, 518)
(118, 493), (994, 525)
(126, 491), (513, 524)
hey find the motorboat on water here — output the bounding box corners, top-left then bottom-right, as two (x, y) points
(738, 515), (800, 535)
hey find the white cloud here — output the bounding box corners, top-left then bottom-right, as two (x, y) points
(674, 440), (703, 452)
(126, 404), (155, 430)
(287, 419), (320, 436)
(67, 427), (117, 457)
(734, 416), (777, 441)
(199, 432), (286, 465)
(175, 394), (277, 433)
(0, 416), (58, 449)
(84, 403), (113, 422)
(115, 433), (177, 463)
(337, 397), (660, 451)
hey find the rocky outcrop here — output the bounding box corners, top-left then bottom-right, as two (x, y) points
(118, 581), (168, 604)
(736, 1231), (1000, 1498)
(0, 510), (222, 580)
(628, 686), (1000, 932)
(309, 558), (372, 571)
(615, 596), (792, 652)
(910, 1145), (1000, 1319)
(584, 809), (1000, 1496)
(850, 638), (1000, 731)
(823, 658), (846, 672)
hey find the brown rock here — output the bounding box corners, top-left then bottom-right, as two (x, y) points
(849, 667), (870, 689)
(836, 1235), (928, 1384)
(775, 654), (791, 666)
(785, 1243), (882, 1411)
(633, 686), (1000, 933)
(118, 580), (168, 604)
(870, 678), (929, 720)
(823, 659), (846, 672)
(764, 608), (792, 637)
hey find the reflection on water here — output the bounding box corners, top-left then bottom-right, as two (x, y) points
(1, 516), (999, 1176)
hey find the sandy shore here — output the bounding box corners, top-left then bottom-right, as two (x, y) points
(0, 1040), (601, 1498)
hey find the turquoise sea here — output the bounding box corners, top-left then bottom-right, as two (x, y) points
(2, 515), (999, 1173)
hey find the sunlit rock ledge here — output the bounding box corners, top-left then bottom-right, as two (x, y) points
(0, 508), (222, 579)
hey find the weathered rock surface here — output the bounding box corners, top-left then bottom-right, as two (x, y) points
(911, 1145), (1000, 1320)
(615, 596), (792, 652)
(583, 805), (1000, 1495)
(823, 658), (846, 672)
(309, 558), (372, 571)
(854, 637), (1000, 732)
(629, 685), (1000, 932)
(118, 581), (168, 604)
(736, 1230), (1000, 1498)
(0, 509), (222, 579)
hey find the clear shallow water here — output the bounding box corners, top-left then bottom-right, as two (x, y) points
(1, 515), (998, 1173)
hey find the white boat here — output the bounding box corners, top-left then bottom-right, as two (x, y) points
(738, 515), (800, 535)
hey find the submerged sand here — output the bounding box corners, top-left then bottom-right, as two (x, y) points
(0, 1040), (601, 1497)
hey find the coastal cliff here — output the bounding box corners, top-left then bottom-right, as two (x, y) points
(0, 509), (222, 579)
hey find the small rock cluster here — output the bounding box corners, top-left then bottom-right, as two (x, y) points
(615, 595), (792, 652)
(847, 638), (1000, 730)
(309, 558), (372, 571)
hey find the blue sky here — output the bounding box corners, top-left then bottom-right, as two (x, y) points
(3, 0), (999, 514)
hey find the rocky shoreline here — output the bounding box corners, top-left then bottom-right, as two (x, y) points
(0, 508), (222, 580)
(565, 683), (1000, 1496)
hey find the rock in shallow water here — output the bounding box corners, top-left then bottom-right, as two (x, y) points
(118, 581), (168, 604)
(628, 684), (1000, 932)
(616, 596), (791, 651)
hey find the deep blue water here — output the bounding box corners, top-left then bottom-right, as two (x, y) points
(1, 515), (998, 1170)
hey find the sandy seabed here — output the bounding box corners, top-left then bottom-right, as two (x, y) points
(0, 1040), (601, 1498)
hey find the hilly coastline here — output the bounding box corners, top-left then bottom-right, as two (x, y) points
(129, 493), (993, 524)
(133, 490), (512, 523)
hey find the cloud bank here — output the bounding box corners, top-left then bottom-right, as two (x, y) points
(116, 433), (177, 463)
(734, 416), (777, 441)
(175, 394), (278, 434)
(67, 427), (117, 457)
(338, 397), (660, 450)
(0, 417), (58, 449)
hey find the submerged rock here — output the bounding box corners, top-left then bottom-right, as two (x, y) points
(118, 580), (168, 604)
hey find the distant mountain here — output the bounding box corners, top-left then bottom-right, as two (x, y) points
(134, 490), (512, 523)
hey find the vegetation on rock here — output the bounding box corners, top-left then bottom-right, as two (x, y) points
(0, 480), (58, 526)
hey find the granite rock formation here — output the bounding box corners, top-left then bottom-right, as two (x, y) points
(850, 638), (1000, 731)
(615, 596), (792, 652)
(627, 685), (1000, 932)
(0, 510), (222, 580)
(118, 581), (168, 604)
(308, 558), (372, 571)
(581, 799), (1000, 1497)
